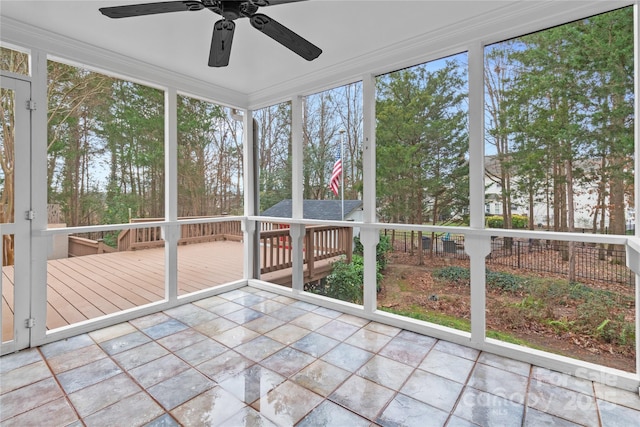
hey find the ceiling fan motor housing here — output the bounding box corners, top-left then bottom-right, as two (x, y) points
(99, 0), (321, 67)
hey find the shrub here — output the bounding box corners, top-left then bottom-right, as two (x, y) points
(433, 266), (470, 285)
(353, 234), (392, 270)
(313, 253), (385, 304)
(486, 270), (527, 292)
(486, 214), (528, 229)
(433, 267), (526, 292)
(486, 216), (504, 228)
(322, 255), (366, 304)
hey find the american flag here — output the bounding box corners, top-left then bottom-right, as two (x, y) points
(329, 153), (342, 196)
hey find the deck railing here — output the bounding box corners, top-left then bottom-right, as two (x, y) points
(259, 225), (353, 277)
(115, 218), (352, 278)
(117, 217), (242, 251)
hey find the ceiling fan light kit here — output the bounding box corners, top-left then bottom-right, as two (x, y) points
(99, 0), (322, 67)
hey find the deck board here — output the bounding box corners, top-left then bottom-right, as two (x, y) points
(2, 240), (245, 342)
(1, 240), (334, 342)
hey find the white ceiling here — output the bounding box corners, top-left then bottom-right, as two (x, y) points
(0, 0), (633, 108)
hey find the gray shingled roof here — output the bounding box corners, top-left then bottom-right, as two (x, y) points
(261, 199), (363, 221)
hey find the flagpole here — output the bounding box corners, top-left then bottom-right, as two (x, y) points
(340, 129), (345, 221)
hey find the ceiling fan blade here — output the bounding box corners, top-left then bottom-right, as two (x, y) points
(249, 0), (308, 6)
(249, 13), (321, 61)
(99, 1), (204, 19)
(209, 20), (236, 67)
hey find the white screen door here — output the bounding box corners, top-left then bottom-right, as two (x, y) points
(1, 75), (32, 354)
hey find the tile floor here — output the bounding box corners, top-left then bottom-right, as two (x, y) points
(1, 286), (639, 426)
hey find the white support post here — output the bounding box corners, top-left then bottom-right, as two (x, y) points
(468, 41), (487, 346)
(30, 48), (49, 345)
(362, 74), (377, 312)
(469, 41), (485, 230)
(362, 74), (377, 225)
(291, 96), (304, 291)
(465, 236), (491, 347)
(633, 3), (639, 380)
(242, 109), (256, 280)
(164, 87), (178, 302)
(291, 96), (304, 220)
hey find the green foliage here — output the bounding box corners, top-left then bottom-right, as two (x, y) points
(546, 318), (575, 334)
(376, 58), (469, 224)
(516, 296), (546, 312)
(485, 214), (528, 229)
(353, 234), (392, 270)
(430, 265), (634, 350)
(315, 234), (393, 304)
(382, 306), (471, 332)
(433, 266), (526, 292)
(321, 255), (366, 305)
(383, 306), (540, 348)
(486, 216), (503, 228)
(486, 270), (526, 292)
(432, 266), (470, 285)
(309, 254), (383, 304)
(572, 298), (635, 346)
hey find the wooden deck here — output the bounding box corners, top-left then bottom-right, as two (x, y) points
(2, 240), (338, 341)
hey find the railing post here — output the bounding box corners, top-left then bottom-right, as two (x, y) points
(360, 228), (379, 313)
(129, 222), (135, 250)
(345, 227), (353, 263)
(465, 235), (492, 348)
(290, 224), (305, 292)
(306, 227), (314, 282)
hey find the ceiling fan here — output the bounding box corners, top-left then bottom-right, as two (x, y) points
(99, 0), (322, 67)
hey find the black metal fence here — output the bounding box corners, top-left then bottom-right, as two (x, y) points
(383, 229), (635, 285)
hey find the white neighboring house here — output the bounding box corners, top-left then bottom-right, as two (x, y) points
(484, 156), (634, 230)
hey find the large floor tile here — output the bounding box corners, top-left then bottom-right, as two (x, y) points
(147, 368), (214, 410)
(67, 373), (141, 417)
(218, 406), (279, 427)
(453, 387), (524, 426)
(377, 393), (449, 427)
(127, 354), (189, 388)
(82, 391), (164, 427)
(174, 337), (229, 366)
(0, 360), (52, 393)
(0, 348), (42, 374)
(379, 335), (432, 367)
(171, 386), (246, 426)
(291, 359), (351, 397)
(0, 378), (64, 421)
(298, 400), (370, 427)
(329, 375), (395, 420)
(0, 286), (636, 427)
(356, 354), (414, 390)
(467, 363), (528, 404)
(321, 342), (373, 372)
(598, 399), (640, 427)
(112, 341), (169, 371)
(196, 350), (254, 382)
(219, 365), (285, 404)
(260, 347), (316, 377)
(419, 349), (475, 384)
(291, 331), (340, 358)
(56, 358), (122, 394)
(234, 335), (285, 362)
(46, 344), (107, 374)
(252, 380), (323, 425)
(527, 378), (598, 427)
(0, 396), (78, 427)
